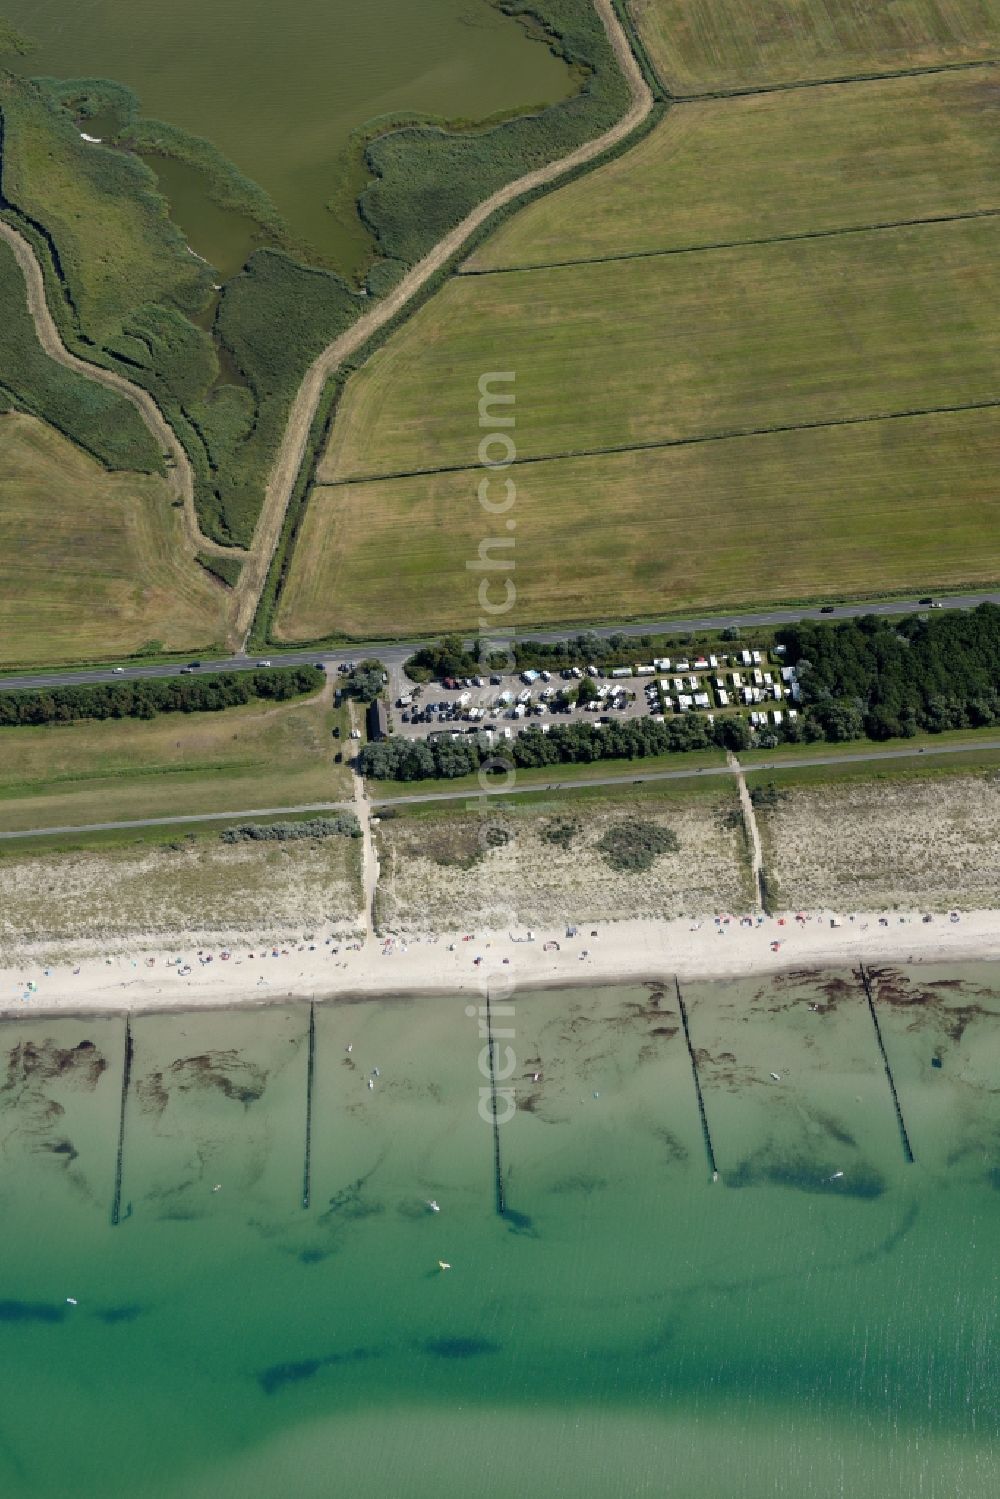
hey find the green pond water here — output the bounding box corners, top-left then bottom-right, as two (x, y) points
(0, 0), (575, 276)
(0, 966), (997, 1497)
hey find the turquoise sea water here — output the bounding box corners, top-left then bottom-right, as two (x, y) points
(0, 967), (997, 1497)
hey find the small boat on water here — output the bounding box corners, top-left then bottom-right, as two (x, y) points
(66, 1298), (78, 1306)
(426, 1200), (440, 1213)
(367, 1079), (374, 1090)
(438, 1260), (451, 1272)
(770, 1072), (782, 1082)
(828, 1171), (844, 1181)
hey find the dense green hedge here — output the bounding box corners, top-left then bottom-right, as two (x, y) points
(407, 630), (667, 681)
(247, 374), (345, 650)
(0, 665), (324, 727)
(0, 236), (161, 469)
(360, 714), (745, 779)
(221, 814), (360, 842)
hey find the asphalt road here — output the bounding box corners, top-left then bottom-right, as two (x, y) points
(4, 738), (997, 840)
(2, 590), (998, 692)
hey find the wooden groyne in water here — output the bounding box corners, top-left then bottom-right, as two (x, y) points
(483, 991), (506, 1217)
(111, 1014), (133, 1226)
(674, 979), (719, 1179)
(858, 964), (915, 1163)
(302, 1002), (316, 1209)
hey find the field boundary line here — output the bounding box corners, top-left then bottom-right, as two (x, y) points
(230, 0), (655, 647)
(0, 217), (246, 644)
(673, 56), (1000, 102)
(458, 208), (1000, 276)
(324, 397), (1000, 489)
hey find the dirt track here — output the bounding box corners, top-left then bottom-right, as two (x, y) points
(1, 0), (653, 650)
(0, 217), (244, 642)
(231, 0), (654, 642)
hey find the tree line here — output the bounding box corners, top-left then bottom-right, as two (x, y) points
(0, 665), (325, 727)
(778, 604), (1000, 740)
(405, 626), (747, 683)
(360, 714), (753, 780)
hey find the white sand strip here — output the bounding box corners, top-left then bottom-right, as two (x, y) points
(2, 908), (998, 1017)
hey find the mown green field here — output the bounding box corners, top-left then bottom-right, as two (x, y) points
(278, 406), (1000, 638)
(628, 0), (1000, 94)
(317, 216), (1000, 482)
(0, 681), (350, 833)
(0, 414), (231, 667)
(466, 69), (1000, 270)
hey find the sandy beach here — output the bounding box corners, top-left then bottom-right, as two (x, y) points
(3, 906), (998, 1016)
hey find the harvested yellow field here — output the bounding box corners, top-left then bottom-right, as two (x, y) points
(757, 772), (1000, 910)
(0, 836), (363, 961)
(277, 406), (1000, 639)
(629, 0), (1000, 94)
(467, 69), (1000, 270)
(374, 791), (752, 931)
(0, 414), (231, 666)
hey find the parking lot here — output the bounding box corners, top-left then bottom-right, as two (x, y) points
(385, 660), (664, 742)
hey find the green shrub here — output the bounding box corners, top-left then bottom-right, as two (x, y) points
(596, 818), (679, 873)
(196, 551), (244, 588)
(220, 814), (360, 843)
(748, 783), (787, 810)
(540, 816), (580, 849)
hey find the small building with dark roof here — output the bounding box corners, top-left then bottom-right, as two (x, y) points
(367, 699), (389, 742)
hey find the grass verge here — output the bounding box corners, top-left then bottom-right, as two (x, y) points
(0, 686), (351, 832)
